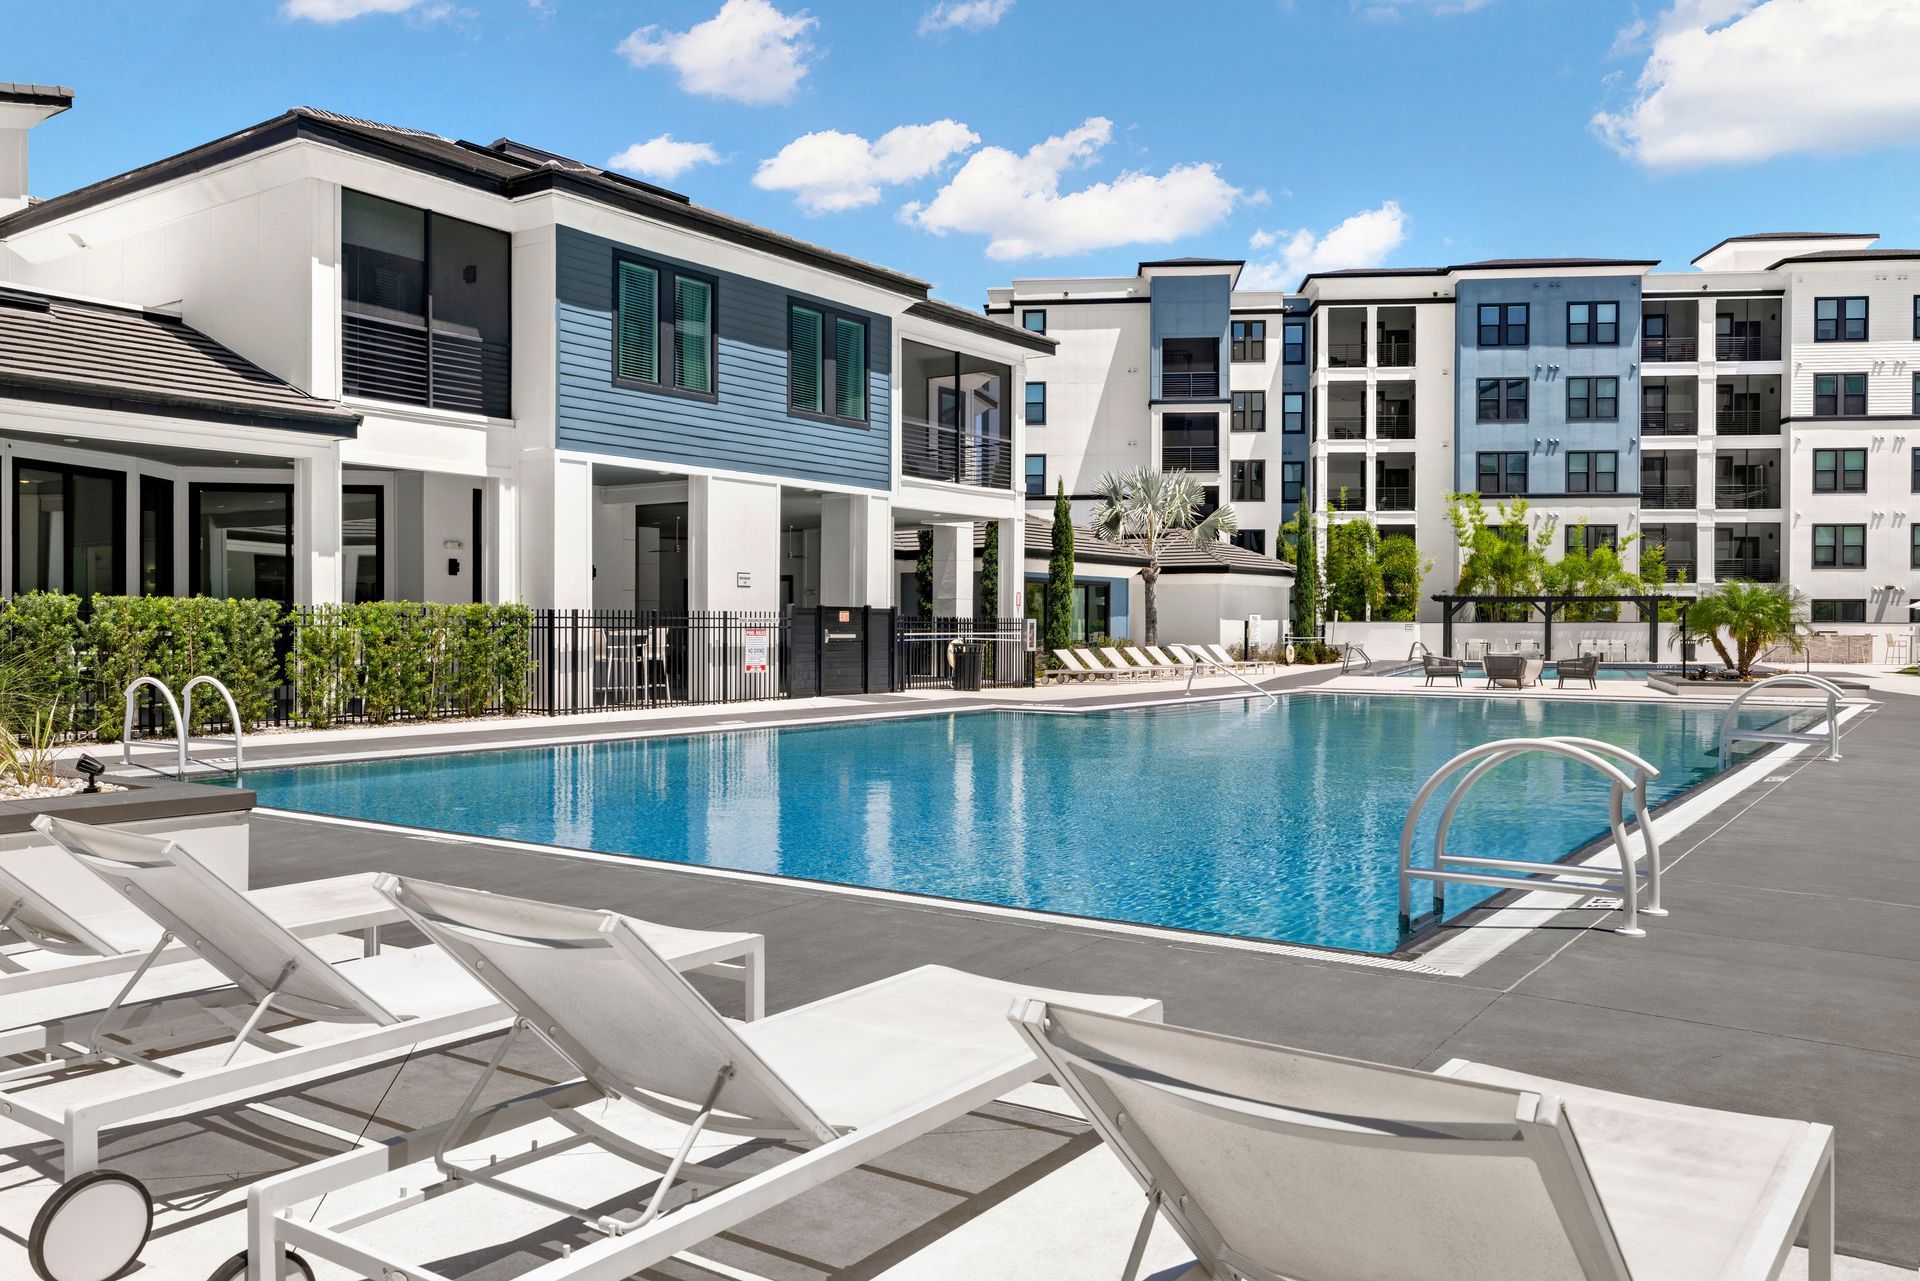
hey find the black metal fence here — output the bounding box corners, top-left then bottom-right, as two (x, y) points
(896, 616), (1034, 690)
(528, 610), (789, 715)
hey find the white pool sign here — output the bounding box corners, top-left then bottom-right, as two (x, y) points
(743, 626), (770, 673)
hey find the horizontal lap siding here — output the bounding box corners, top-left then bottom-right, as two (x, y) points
(556, 227), (892, 490)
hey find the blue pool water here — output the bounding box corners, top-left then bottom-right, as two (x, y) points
(238, 696), (1764, 952)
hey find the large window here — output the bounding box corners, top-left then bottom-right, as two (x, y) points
(139, 475), (173, 597)
(1477, 303), (1529, 347)
(902, 339), (1012, 487)
(1025, 454), (1046, 497)
(1231, 391), (1266, 432)
(1564, 524), (1619, 556)
(1232, 459), (1266, 502)
(1567, 301), (1619, 345)
(1813, 448), (1866, 493)
(1476, 451), (1528, 496)
(786, 300), (867, 423)
(1811, 524), (1865, 569)
(1813, 373), (1867, 417)
(615, 255), (716, 399)
(1814, 296), (1867, 342)
(1282, 391), (1305, 433)
(190, 484), (294, 608)
(11, 461), (124, 606)
(1566, 376), (1618, 421)
(1282, 321), (1306, 364)
(1811, 599), (1866, 623)
(341, 189), (511, 417)
(1566, 450), (1619, 494)
(1231, 319), (1266, 362)
(1024, 380), (1047, 426)
(1025, 577), (1110, 644)
(1476, 377), (1529, 422)
(1230, 530), (1267, 554)
(342, 486), (385, 604)
(1281, 462), (1304, 503)
(1021, 309), (1046, 334)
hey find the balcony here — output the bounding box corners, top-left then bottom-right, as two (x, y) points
(1325, 307), (1367, 369)
(1324, 342), (1367, 369)
(1376, 339), (1413, 367)
(1375, 412), (1415, 440)
(1160, 369), (1220, 399)
(1641, 336), (1697, 362)
(1717, 409), (1776, 435)
(1326, 414), (1367, 441)
(343, 311), (512, 419)
(901, 338), (1013, 489)
(1641, 409), (1696, 437)
(1715, 334), (1781, 361)
(1664, 559), (1697, 583)
(1641, 485), (1696, 510)
(1374, 485), (1414, 512)
(1160, 337), (1220, 400)
(902, 421), (1012, 488)
(1715, 483), (1780, 510)
(1715, 557), (1780, 583)
(1161, 413), (1221, 472)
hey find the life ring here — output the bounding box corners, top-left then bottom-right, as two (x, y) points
(946, 639), (960, 670)
(1284, 643), (1297, 665)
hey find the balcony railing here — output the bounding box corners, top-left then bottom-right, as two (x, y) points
(1375, 412), (1415, 440)
(1663, 560), (1697, 583)
(343, 312), (511, 418)
(1640, 484), (1696, 510)
(1715, 557), (1780, 583)
(1161, 443), (1221, 472)
(1326, 414), (1367, 440)
(1373, 485), (1414, 512)
(1641, 336), (1697, 362)
(1717, 409), (1778, 435)
(1716, 335), (1781, 361)
(1640, 409), (1695, 436)
(1376, 339), (1413, 367)
(1715, 484), (1780, 510)
(1325, 342), (1367, 368)
(902, 420), (1013, 489)
(1160, 370), (1220, 399)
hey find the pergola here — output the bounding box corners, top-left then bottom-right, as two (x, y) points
(1431, 593), (1693, 672)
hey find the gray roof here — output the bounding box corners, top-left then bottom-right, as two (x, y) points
(1691, 231), (1878, 263)
(1767, 247), (1920, 269)
(1151, 532), (1296, 576)
(0, 287), (359, 433)
(0, 83), (74, 109)
(905, 299), (1055, 354)
(1451, 257), (1658, 270)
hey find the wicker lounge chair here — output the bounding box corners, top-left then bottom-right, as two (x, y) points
(1422, 653), (1466, 687)
(1556, 654), (1600, 689)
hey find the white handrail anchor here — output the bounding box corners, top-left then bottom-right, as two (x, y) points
(1718, 673), (1845, 767)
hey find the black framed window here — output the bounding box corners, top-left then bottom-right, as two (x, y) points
(471, 486), (485, 604)
(787, 300), (868, 424)
(1476, 451), (1528, 496)
(1477, 302), (1528, 346)
(1281, 462), (1304, 503)
(1813, 373), (1867, 416)
(1231, 391), (1266, 432)
(1566, 376), (1618, 421)
(1025, 380), (1047, 425)
(1566, 450), (1618, 494)
(1813, 448), (1866, 493)
(189, 483), (294, 608)
(1230, 530), (1267, 554)
(1814, 296), (1867, 342)
(1913, 372), (1919, 415)
(1021, 309), (1046, 334)
(1476, 377), (1529, 422)
(1912, 524), (1920, 569)
(1912, 446), (1920, 492)
(1811, 599), (1866, 623)
(1024, 454), (1046, 497)
(11, 460), (125, 607)
(1282, 391), (1305, 433)
(139, 475), (173, 597)
(1231, 320), (1266, 362)
(1812, 524), (1865, 568)
(1564, 524), (1618, 555)
(615, 254), (716, 399)
(342, 485), (385, 603)
(1567, 301), (1618, 345)
(1282, 321), (1306, 364)
(1231, 459), (1266, 502)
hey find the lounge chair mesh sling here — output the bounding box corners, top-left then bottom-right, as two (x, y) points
(242, 875), (1160, 1281)
(1013, 1001), (1836, 1281)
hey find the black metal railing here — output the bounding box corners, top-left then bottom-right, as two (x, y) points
(1641, 336), (1697, 362)
(343, 312), (511, 417)
(1161, 443), (1220, 471)
(1717, 409), (1778, 435)
(1326, 342), (1367, 368)
(1663, 560), (1697, 583)
(896, 616), (1033, 690)
(527, 610), (788, 715)
(1715, 558), (1780, 583)
(1373, 485), (1414, 511)
(1716, 335), (1780, 361)
(1640, 409), (1695, 436)
(1376, 339), (1413, 367)
(1326, 414), (1366, 440)
(1715, 484), (1780, 510)
(1374, 412), (1415, 439)
(902, 420), (1013, 488)
(1160, 370), (1220, 399)
(1640, 484), (1696, 509)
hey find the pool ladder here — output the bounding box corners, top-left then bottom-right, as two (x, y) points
(121, 676), (244, 778)
(1718, 674), (1845, 767)
(1397, 736), (1664, 940)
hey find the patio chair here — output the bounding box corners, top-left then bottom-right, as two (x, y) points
(1051, 648), (1100, 682)
(1144, 645), (1193, 669)
(1202, 644), (1258, 672)
(1121, 646), (1176, 676)
(8, 815), (764, 1281)
(1483, 653), (1543, 689)
(241, 876), (1161, 1281)
(1076, 647), (1137, 679)
(1421, 653), (1465, 687)
(1556, 654), (1600, 689)
(1012, 1001), (1835, 1281)
(1102, 645), (1155, 678)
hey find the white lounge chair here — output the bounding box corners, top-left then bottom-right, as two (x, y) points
(1144, 646), (1192, 669)
(8, 816), (764, 1281)
(1202, 644), (1258, 672)
(1052, 648), (1103, 682)
(1013, 1002), (1836, 1281)
(1075, 647), (1134, 679)
(1100, 645), (1150, 678)
(1121, 646), (1174, 676)
(242, 875), (1161, 1281)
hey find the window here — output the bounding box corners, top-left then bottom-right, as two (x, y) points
(1282, 321), (1306, 364)
(1913, 295), (1920, 340)
(1814, 296), (1868, 342)
(11, 461), (125, 606)
(1813, 448), (1867, 493)
(342, 486), (385, 604)
(1564, 524), (1619, 556)
(1644, 312), (1666, 340)
(616, 256), (716, 398)
(785, 301), (869, 423)
(1567, 301), (1619, 345)
(1913, 446), (1920, 493)
(1813, 373), (1867, 416)
(1025, 454), (1047, 497)
(1025, 381), (1047, 426)
(1230, 530), (1267, 554)
(1231, 391), (1266, 432)
(1913, 372), (1919, 415)
(1477, 302), (1529, 346)
(1812, 524), (1866, 568)
(189, 484), (294, 609)
(1282, 391), (1305, 433)
(139, 475), (173, 598)
(1476, 377), (1529, 422)
(1811, 599), (1866, 623)
(1476, 451), (1528, 496)
(1913, 524), (1920, 569)
(1281, 462), (1304, 503)
(1231, 320), (1266, 362)
(1232, 459), (1266, 502)
(1566, 450), (1619, 494)
(1566, 376), (1619, 421)
(1021, 309), (1046, 334)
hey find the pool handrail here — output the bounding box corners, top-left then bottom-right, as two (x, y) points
(120, 677), (187, 776)
(1183, 648), (1279, 705)
(1717, 674), (1845, 767)
(1398, 737), (1663, 939)
(181, 675), (245, 775)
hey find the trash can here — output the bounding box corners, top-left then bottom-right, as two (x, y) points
(951, 641), (984, 691)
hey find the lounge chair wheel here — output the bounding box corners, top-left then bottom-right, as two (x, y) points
(203, 1248), (316, 1281)
(29, 1168), (152, 1281)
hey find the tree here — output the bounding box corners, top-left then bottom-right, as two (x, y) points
(1446, 492), (1553, 621)
(1542, 522), (1646, 621)
(1044, 481), (1076, 657)
(980, 520), (1000, 679)
(1278, 508), (1322, 638)
(1377, 535), (1430, 622)
(1324, 518), (1383, 622)
(1676, 582), (1809, 677)
(1090, 467), (1237, 644)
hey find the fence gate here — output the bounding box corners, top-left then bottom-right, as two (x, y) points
(790, 607), (894, 697)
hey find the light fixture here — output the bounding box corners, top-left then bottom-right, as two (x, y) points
(75, 754), (106, 794)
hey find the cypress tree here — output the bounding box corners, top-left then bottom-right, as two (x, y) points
(1045, 481), (1076, 656)
(915, 529), (935, 617)
(980, 520), (1000, 680)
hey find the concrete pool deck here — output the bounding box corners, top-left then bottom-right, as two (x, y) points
(17, 676), (1918, 1277)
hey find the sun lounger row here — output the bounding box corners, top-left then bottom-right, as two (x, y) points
(1051, 643), (1274, 681)
(0, 814), (1837, 1281)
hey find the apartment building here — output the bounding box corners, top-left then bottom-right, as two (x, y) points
(0, 84), (1043, 623)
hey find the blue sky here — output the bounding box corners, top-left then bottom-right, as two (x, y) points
(11, 0), (1920, 306)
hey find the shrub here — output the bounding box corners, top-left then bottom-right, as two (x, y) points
(0, 594), (86, 735)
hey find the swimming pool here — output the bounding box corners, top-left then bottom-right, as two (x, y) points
(240, 695), (1778, 953)
(1378, 662), (1677, 681)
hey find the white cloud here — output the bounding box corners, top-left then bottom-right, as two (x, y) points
(901, 118), (1242, 261)
(618, 0), (816, 106)
(282, 0), (441, 20)
(1594, 0), (1920, 168)
(918, 0), (1013, 35)
(1240, 201), (1409, 290)
(1357, 0), (1493, 19)
(754, 121), (979, 213)
(608, 135), (724, 181)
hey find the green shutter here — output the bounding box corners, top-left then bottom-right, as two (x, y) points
(674, 275), (713, 393)
(615, 261), (658, 384)
(789, 305), (822, 413)
(834, 316), (866, 420)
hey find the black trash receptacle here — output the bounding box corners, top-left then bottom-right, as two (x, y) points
(951, 641), (984, 691)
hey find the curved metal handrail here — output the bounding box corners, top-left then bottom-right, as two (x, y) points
(1397, 737), (1660, 938)
(1407, 640), (1432, 661)
(121, 677), (187, 775)
(1718, 673), (1844, 766)
(1182, 650), (1279, 706)
(181, 676), (245, 774)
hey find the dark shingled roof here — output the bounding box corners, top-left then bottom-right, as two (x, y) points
(0, 83), (74, 110)
(1767, 247), (1920, 269)
(1138, 257), (1245, 269)
(0, 287), (359, 433)
(904, 299), (1055, 354)
(892, 518), (1293, 576)
(1691, 231), (1878, 264)
(1151, 533), (1295, 576)
(1451, 257), (1659, 270)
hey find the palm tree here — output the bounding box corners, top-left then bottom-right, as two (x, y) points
(1090, 467), (1237, 644)
(1676, 581), (1809, 677)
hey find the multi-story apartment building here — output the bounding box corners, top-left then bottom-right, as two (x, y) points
(0, 84), (1043, 625)
(997, 233), (1920, 638)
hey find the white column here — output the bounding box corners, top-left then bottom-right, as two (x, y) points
(516, 453), (593, 609)
(486, 473), (516, 603)
(931, 521), (974, 618)
(686, 474), (779, 611)
(819, 492), (893, 608)
(992, 515), (1024, 619)
(294, 448), (343, 605)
